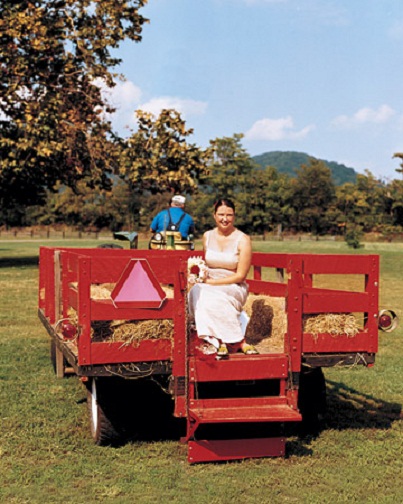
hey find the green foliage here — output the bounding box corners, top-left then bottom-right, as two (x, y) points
(121, 109), (213, 195)
(252, 150), (357, 185)
(345, 225), (364, 249)
(0, 0), (148, 207)
(288, 159), (336, 235)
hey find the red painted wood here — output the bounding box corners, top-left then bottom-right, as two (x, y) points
(303, 331), (377, 353)
(42, 248), (56, 323)
(303, 289), (370, 313)
(190, 403), (301, 423)
(76, 256), (92, 366)
(171, 257), (188, 378)
(286, 256), (303, 373)
(90, 298), (174, 321)
(247, 279), (287, 297)
(251, 252), (289, 268)
(188, 437), (286, 462)
(88, 339), (172, 364)
(189, 354), (288, 382)
(302, 254), (378, 275)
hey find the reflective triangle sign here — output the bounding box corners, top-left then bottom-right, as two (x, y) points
(111, 259), (166, 308)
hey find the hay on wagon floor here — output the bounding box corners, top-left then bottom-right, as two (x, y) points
(66, 283), (174, 346)
(303, 313), (360, 339)
(242, 294), (360, 353)
(68, 283), (360, 350)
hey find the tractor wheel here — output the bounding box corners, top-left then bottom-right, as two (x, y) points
(298, 365), (327, 434)
(86, 378), (123, 446)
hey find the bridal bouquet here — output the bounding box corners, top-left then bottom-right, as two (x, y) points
(187, 256), (208, 285)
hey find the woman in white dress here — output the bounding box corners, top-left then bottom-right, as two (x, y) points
(188, 198), (258, 356)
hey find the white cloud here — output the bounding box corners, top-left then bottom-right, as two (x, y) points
(138, 96), (208, 118)
(93, 78), (142, 131)
(244, 116), (315, 141)
(110, 81), (142, 106)
(93, 78), (207, 133)
(331, 105), (396, 129)
(94, 78), (142, 110)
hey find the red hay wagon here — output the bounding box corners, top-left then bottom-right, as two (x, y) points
(38, 247), (385, 463)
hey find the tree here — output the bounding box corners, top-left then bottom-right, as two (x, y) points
(206, 134), (256, 197)
(246, 166), (292, 236)
(0, 0), (147, 210)
(121, 109), (213, 196)
(393, 152), (403, 179)
(289, 159), (336, 234)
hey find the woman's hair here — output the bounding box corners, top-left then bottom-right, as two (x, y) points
(213, 198), (235, 214)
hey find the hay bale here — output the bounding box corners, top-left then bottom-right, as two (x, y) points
(244, 295), (286, 353)
(110, 319), (174, 347)
(303, 313), (360, 338)
(90, 284), (114, 299)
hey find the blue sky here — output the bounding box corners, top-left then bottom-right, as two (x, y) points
(106, 0), (403, 181)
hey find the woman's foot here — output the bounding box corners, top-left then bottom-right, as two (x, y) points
(217, 344), (229, 357)
(197, 343), (217, 355)
(241, 343), (259, 355)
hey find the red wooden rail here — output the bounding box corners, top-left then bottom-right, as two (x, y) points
(39, 248), (380, 368)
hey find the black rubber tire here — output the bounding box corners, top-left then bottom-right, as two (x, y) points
(86, 378), (124, 446)
(298, 366), (327, 433)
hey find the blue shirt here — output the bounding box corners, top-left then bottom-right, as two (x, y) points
(151, 208), (195, 238)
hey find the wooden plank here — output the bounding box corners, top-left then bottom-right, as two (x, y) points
(303, 289), (370, 313)
(190, 403), (301, 423)
(90, 298), (174, 321)
(188, 437), (286, 463)
(302, 331), (377, 353)
(189, 354), (288, 382)
(88, 339), (172, 364)
(302, 254), (378, 275)
(247, 279), (287, 297)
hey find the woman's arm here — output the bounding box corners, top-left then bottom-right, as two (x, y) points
(205, 234), (252, 286)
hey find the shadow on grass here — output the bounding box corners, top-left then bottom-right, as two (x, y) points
(287, 378), (402, 457)
(79, 376), (402, 458)
(0, 256), (39, 268)
(324, 379), (402, 430)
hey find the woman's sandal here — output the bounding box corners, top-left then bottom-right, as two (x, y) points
(197, 343), (217, 355)
(217, 344), (229, 357)
(241, 344), (259, 355)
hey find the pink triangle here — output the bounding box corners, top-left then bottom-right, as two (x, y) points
(113, 261), (163, 304)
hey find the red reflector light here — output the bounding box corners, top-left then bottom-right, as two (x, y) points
(62, 322), (77, 340)
(378, 309), (398, 332)
(379, 314), (392, 328)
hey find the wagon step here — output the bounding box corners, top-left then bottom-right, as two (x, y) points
(189, 353), (289, 382)
(189, 403), (302, 424)
(188, 436), (286, 463)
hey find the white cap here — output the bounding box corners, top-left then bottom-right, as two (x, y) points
(172, 195), (186, 206)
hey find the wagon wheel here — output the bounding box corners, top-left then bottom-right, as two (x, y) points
(86, 378), (124, 446)
(298, 365), (327, 434)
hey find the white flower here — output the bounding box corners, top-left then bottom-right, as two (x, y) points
(187, 256), (208, 285)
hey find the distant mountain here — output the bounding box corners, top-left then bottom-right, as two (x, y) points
(251, 151), (357, 186)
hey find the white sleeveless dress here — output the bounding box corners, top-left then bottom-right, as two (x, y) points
(188, 229), (249, 346)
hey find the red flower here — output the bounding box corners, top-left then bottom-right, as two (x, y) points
(190, 265), (200, 275)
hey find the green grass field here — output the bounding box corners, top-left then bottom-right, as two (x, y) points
(1, 239), (402, 503)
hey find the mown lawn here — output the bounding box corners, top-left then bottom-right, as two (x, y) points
(0, 239), (402, 503)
